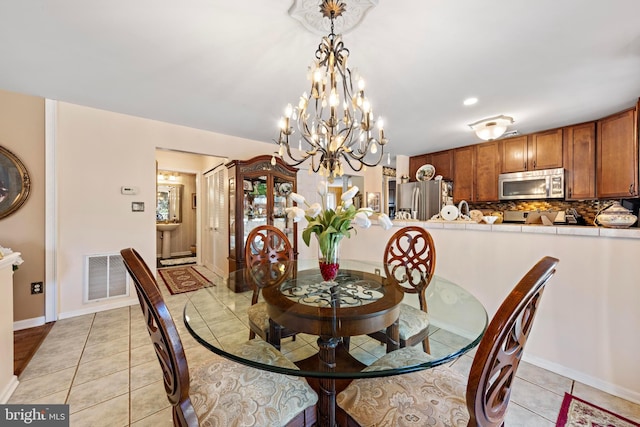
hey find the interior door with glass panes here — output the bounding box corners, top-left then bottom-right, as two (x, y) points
(273, 176), (295, 245)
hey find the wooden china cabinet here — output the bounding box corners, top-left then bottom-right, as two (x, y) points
(226, 155), (298, 292)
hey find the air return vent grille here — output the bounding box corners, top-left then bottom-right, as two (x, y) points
(85, 253), (130, 302)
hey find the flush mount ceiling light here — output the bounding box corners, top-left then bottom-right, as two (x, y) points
(275, 0), (388, 182)
(468, 115), (514, 141)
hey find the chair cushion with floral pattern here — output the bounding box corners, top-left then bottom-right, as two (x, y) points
(398, 303), (430, 340)
(247, 302), (270, 336)
(337, 347), (468, 427)
(191, 341), (318, 426)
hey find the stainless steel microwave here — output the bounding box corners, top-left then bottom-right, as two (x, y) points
(498, 168), (565, 200)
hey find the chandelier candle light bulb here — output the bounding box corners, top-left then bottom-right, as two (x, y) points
(286, 181), (393, 281)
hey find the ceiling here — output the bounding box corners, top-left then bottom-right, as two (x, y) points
(1, 0), (640, 161)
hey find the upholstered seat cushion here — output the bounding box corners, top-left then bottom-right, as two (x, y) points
(398, 303), (430, 340)
(361, 346), (435, 372)
(337, 347), (468, 426)
(247, 302), (269, 336)
(234, 339), (299, 368)
(191, 340), (318, 426)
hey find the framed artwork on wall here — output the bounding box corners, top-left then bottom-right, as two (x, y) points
(366, 192), (381, 213)
(0, 146), (31, 220)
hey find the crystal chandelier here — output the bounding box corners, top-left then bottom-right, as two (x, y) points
(275, 0), (388, 182)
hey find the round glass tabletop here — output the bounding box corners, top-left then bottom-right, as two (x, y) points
(183, 259), (488, 380)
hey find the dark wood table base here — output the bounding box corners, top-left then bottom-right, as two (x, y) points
(296, 340), (364, 427)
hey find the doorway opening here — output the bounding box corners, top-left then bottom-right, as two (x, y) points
(155, 149), (227, 275)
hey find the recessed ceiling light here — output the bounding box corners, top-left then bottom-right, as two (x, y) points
(463, 97), (478, 106)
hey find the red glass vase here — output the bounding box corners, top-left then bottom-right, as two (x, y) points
(316, 234), (343, 282)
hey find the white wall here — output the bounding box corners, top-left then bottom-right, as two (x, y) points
(55, 102), (274, 318)
(335, 223), (640, 404)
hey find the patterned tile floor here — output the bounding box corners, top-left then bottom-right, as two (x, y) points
(8, 265), (640, 426)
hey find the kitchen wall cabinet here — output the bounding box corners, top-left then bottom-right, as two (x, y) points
(409, 149), (453, 181)
(226, 155), (298, 291)
(596, 107), (639, 198)
(453, 145), (475, 203)
(501, 136), (528, 173)
(409, 154), (429, 182)
(529, 128), (563, 170)
(501, 130), (562, 173)
(564, 122), (596, 200)
(475, 141), (501, 202)
(426, 150), (454, 181)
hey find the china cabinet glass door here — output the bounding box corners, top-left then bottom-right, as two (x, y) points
(273, 176), (295, 245)
(244, 175), (268, 250)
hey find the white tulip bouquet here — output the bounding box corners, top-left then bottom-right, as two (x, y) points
(286, 181), (393, 280)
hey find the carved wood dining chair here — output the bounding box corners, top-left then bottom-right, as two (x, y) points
(368, 226), (437, 353)
(121, 248), (317, 427)
(336, 256), (559, 427)
(244, 225), (298, 349)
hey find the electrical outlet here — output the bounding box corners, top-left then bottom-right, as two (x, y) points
(31, 282), (43, 294)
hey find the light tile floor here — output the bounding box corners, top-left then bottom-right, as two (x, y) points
(9, 265), (640, 426)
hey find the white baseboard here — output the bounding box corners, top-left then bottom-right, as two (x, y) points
(58, 297), (138, 320)
(0, 375), (19, 404)
(523, 353), (640, 405)
(13, 316), (46, 331)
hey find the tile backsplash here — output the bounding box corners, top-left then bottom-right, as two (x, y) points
(467, 199), (634, 226)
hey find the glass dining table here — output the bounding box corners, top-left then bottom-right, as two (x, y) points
(183, 259), (488, 427)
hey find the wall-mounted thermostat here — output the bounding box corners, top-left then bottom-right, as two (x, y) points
(121, 186), (139, 195)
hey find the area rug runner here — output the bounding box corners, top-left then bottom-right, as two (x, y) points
(158, 266), (213, 295)
(556, 393), (640, 427)
(159, 256), (196, 267)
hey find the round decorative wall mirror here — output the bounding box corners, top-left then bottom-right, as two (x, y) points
(0, 145), (31, 220)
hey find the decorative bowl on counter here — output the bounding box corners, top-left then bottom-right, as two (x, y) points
(483, 216), (499, 224)
(595, 201), (637, 228)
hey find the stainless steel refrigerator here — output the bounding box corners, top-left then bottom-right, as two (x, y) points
(395, 180), (453, 220)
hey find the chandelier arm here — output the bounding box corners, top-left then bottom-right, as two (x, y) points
(274, 138), (311, 165)
(341, 135), (384, 162)
(346, 143), (385, 167)
(335, 126), (355, 152)
(297, 119), (319, 149)
(340, 152), (364, 172)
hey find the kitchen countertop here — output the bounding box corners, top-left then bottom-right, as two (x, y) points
(389, 219), (640, 239)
